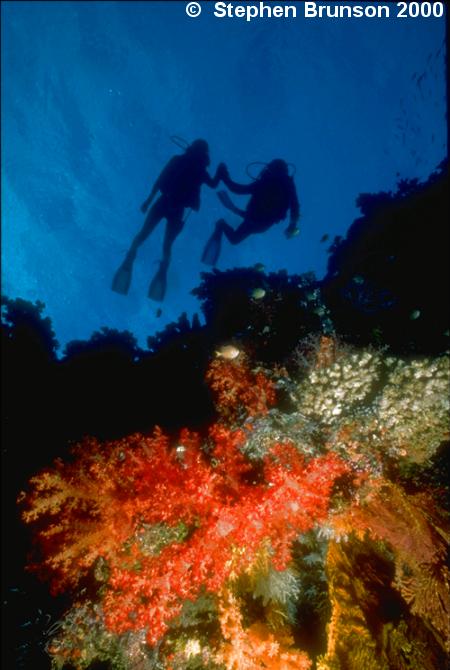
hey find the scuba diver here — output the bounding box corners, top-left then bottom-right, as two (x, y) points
(201, 159), (300, 266)
(112, 139), (226, 301)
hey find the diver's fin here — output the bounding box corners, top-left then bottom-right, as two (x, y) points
(201, 227), (222, 266)
(217, 190), (245, 217)
(112, 263), (132, 295)
(148, 264), (167, 302)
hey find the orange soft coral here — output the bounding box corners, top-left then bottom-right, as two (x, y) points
(206, 357), (276, 424)
(216, 590), (311, 670)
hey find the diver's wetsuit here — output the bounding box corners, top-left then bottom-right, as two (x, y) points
(218, 165), (300, 244)
(126, 152), (222, 269)
(113, 139), (225, 299)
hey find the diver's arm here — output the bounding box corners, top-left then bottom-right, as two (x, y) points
(204, 163), (227, 189)
(140, 183), (159, 213)
(221, 170), (255, 195)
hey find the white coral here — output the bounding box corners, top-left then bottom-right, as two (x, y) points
(294, 336), (449, 464)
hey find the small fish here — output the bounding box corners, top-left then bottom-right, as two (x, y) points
(314, 307), (326, 317)
(320, 234), (329, 243)
(352, 275), (364, 284)
(410, 309), (421, 320)
(156, 308), (162, 318)
(254, 263), (265, 272)
(250, 288), (266, 300)
(215, 345), (240, 360)
(262, 326), (271, 334)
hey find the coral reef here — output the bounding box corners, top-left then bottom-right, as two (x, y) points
(330, 480), (450, 647)
(322, 162), (449, 354)
(206, 355), (276, 424)
(19, 372), (347, 665)
(215, 590), (311, 670)
(6, 163), (450, 670)
(318, 536), (448, 670)
(16, 329), (449, 669)
(294, 336), (449, 466)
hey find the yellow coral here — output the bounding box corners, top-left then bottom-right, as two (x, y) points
(334, 479), (449, 639)
(319, 537), (448, 670)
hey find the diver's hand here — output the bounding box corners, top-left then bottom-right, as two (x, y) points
(285, 224), (300, 239)
(217, 163), (229, 181)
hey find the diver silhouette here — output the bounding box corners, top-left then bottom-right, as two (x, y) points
(112, 139), (226, 301)
(201, 159), (300, 266)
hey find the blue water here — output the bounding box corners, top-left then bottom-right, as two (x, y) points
(1, 1), (447, 349)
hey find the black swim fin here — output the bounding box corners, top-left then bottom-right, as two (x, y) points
(112, 262), (133, 295)
(201, 227), (222, 266)
(148, 263), (168, 302)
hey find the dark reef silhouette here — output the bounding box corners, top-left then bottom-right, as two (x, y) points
(2, 163), (449, 669)
(322, 160), (449, 354)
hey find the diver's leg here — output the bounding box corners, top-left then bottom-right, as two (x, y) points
(218, 218), (255, 245)
(161, 213), (184, 268)
(202, 216), (263, 264)
(123, 198), (165, 267)
(113, 198), (168, 295)
(148, 213), (184, 301)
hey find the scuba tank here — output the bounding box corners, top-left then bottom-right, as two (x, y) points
(158, 136), (209, 210)
(246, 160), (296, 223)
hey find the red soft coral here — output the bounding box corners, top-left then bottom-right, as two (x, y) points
(206, 357), (276, 423)
(21, 424), (347, 644)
